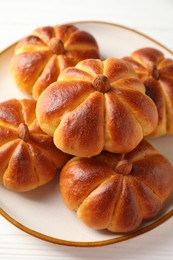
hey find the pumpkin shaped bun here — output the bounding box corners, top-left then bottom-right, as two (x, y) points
(124, 47), (173, 137)
(36, 57), (158, 157)
(60, 139), (173, 233)
(0, 99), (70, 192)
(10, 24), (100, 99)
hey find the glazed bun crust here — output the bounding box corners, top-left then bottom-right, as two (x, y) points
(0, 99), (70, 192)
(36, 57), (158, 157)
(10, 24), (100, 99)
(60, 140), (173, 233)
(124, 47), (173, 137)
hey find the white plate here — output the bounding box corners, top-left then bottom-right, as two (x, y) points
(0, 21), (173, 247)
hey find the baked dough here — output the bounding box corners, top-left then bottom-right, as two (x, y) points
(36, 57), (158, 157)
(60, 139), (173, 233)
(10, 24), (100, 99)
(124, 47), (173, 136)
(0, 99), (70, 192)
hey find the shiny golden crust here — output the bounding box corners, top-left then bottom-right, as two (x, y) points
(60, 139), (173, 233)
(124, 47), (173, 137)
(10, 24), (100, 99)
(36, 57), (158, 157)
(0, 99), (70, 192)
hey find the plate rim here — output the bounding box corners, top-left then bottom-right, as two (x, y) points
(0, 20), (172, 55)
(0, 208), (173, 247)
(0, 20), (173, 247)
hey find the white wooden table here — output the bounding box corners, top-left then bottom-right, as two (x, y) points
(0, 0), (173, 259)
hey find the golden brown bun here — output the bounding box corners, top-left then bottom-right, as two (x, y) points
(123, 47), (173, 137)
(60, 139), (173, 233)
(36, 57), (158, 157)
(0, 99), (70, 192)
(10, 24), (100, 99)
